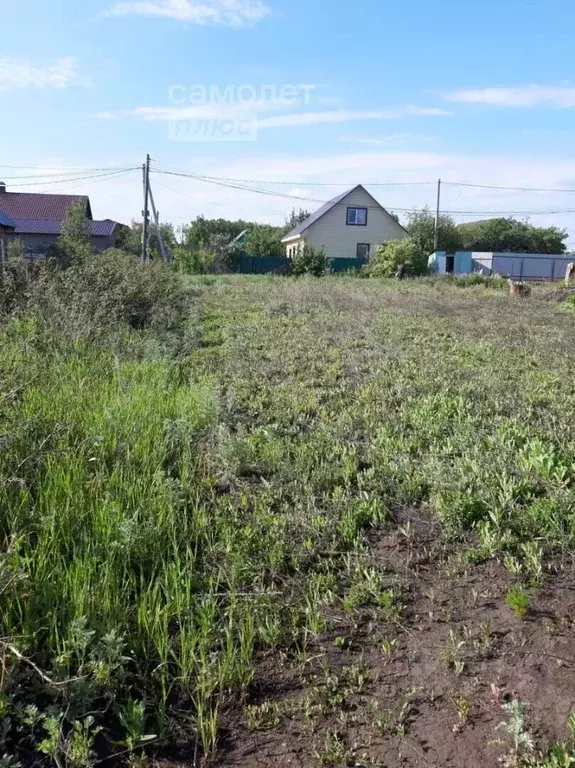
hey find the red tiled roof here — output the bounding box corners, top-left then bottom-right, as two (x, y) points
(0, 192), (92, 221)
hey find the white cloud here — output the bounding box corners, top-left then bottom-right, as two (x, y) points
(0, 56), (89, 90)
(346, 133), (434, 146)
(128, 104), (450, 126)
(129, 99), (287, 121)
(443, 85), (575, 108)
(106, 0), (271, 26)
(258, 107), (450, 128)
(93, 112), (117, 120)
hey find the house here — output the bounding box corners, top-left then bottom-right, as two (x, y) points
(0, 183), (120, 258)
(281, 185), (407, 263)
(429, 250), (572, 282)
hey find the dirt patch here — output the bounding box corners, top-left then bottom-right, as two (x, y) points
(210, 510), (575, 767)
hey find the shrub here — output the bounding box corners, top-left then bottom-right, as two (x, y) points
(0, 257), (38, 316)
(173, 245), (216, 274)
(290, 244), (329, 277)
(27, 250), (191, 339)
(366, 239), (428, 278)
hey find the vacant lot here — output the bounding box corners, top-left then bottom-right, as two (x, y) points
(2, 274), (575, 768)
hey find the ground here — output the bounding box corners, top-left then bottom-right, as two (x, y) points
(3, 273), (575, 768)
(178, 276), (575, 768)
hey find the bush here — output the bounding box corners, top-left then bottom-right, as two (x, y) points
(173, 245), (216, 274)
(366, 239), (428, 278)
(0, 257), (38, 316)
(290, 244), (329, 277)
(23, 250), (191, 340)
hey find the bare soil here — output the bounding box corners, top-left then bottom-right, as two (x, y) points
(209, 510), (575, 767)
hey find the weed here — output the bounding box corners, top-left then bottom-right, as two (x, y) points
(245, 701), (282, 731)
(452, 697), (472, 734)
(506, 586), (530, 620)
(438, 630), (466, 674)
(117, 700), (156, 752)
(312, 730), (352, 765)
(495, 699), (534, 767)
(379, 637), (400, 658)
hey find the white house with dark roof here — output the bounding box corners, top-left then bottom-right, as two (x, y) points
(281, 185), (407, 262)
(0, 183), (120, 257)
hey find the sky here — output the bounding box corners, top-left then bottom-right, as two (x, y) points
(2, 0), (575, 242)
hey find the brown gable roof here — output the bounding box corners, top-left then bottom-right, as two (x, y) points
(0, 192), (93, 221)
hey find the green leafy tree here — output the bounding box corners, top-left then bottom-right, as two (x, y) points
(116, 221), (178, 260)
(407, 207), (462, 255)
(290, 244), (329, 277)
(457, 218), (567, 254)
(367, 239), (428, 278)
(285, 208), (311, 232)
(245, 224), (285, 258)
(58, 201), (93, 264)
(180, 216), (249, 251)
(172, 245), (216, 274)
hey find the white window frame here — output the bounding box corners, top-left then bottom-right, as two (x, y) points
(346, 207), (368, 226)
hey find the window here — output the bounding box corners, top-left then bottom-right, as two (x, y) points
(357, 243), (370, 262)
(346, 207), (368, 226)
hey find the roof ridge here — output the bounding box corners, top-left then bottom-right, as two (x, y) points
(281, 185), (364, 240)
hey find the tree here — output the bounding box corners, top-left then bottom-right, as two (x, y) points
(407, 207), (462, 255)
(457, 218), (567, 254)
(285, 208), (311, 232)
(245, 225), (285, 258)
(116, 221), (178, 260)
(180, 216), (249, 251)
(58, 200), (93, 264)
(367, 240), (428, 278)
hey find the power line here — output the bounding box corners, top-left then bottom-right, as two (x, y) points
(443, 181), (575, 194)
(0, 163), (138, 172)
(2, 168), (140, 190)
(152, 161), (575, 195)
(30, 169), (138, 195)
(152, 168), (575, 217)
(0, 168), (136, 182)
(152, 176), (286, 217)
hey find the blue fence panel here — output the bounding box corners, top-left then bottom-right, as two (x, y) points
(329, 258), (365, 273)
(236, 255), (366, 275)
(237, 255), (290, 274)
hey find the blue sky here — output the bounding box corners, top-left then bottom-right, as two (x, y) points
(2, 0), (575, 240)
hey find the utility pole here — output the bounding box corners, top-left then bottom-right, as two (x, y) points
(148, 184), (169, 261)
(433, 178), (441, 252)
(141, 154), (150, 262)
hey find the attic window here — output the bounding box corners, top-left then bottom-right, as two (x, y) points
(346, 207), (367, 226)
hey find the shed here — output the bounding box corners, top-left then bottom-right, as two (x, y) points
(429, 251), (572, 281)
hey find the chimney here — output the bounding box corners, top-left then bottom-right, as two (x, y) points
(0, 183), (6, 193)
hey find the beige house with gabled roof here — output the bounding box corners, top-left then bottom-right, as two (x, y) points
(281, 184), (407, 263)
